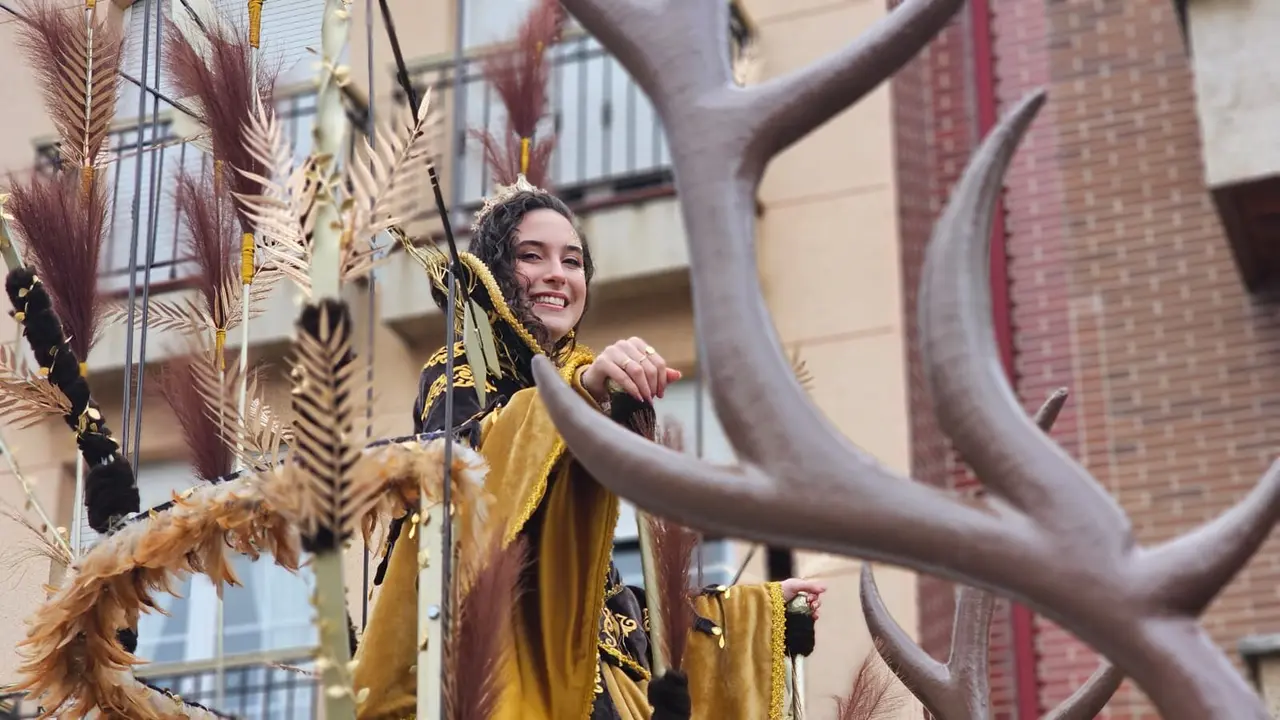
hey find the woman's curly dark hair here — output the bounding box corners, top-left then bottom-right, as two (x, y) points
(470, 190), (595, 356)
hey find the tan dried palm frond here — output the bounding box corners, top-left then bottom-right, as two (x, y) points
(835, 645), (907, 720)
(348, 91), (442, 247)
(14, 0), (125, 171)
(234, 98), (321, 293)
(0, 345), (70, 429)
(154, 351), (234, 483)
(185, 348), (292, 473)
(284, 302), (366, 542)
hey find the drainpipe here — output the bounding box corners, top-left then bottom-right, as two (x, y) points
(966, 0), (1040, 715)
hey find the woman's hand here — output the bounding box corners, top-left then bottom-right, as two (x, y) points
(581, 337), (682, 403)
(780, 578), (826, 620)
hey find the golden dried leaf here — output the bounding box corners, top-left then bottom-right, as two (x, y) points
(0, 345), (70, 429)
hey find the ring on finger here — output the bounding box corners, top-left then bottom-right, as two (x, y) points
(620, 357), (633, 370)
(643, 345), (657, 356)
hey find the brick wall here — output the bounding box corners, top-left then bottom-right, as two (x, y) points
(897, 0), (1280, 717)
(892, 5), (1026, 717)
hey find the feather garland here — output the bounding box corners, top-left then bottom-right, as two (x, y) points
(473, 0), (564, 187)
(13, 0), (124, 175)
(5, 170), (108, 361)
(235, 98), (397, 297)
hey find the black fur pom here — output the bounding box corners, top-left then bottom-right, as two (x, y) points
(648, 670), (692, 720)
(85, 456), (141, 533)
(785, 611), (816, 657)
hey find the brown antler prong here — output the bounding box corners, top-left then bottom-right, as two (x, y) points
(919, 90), (1113, 522)
(1041, 662), (1125, 720)
(1138, 458), (1280, 614)
(746, 0), (965, 165)
(860, 564), (985, 719)
(532, 353), (1018, 563)
(545, 0), (1273, 714)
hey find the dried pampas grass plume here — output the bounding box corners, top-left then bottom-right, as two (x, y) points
(835, 644), (907, 720)
(165, 14), (280, 234)
(14, 0), (125, 173)
(155, 351), (234, 483)
(5, 170), (109, 360)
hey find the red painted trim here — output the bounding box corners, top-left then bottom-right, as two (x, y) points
(967, 0), (1040, 716)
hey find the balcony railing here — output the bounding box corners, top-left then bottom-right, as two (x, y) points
(404, 32), (676, 214)
(0, 652), (317, 719)
(29, 7), (754, 290)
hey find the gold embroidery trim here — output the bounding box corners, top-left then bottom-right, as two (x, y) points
(768, 582), (786, 720)
(423, 363), (497, 418)
(598, 640), (650, 681)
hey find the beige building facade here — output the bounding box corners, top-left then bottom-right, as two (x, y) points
(0, 0), (919, 716)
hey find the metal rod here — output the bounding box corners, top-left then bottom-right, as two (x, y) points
(361, 0), (377, 632)
(118, 0), (160, 469)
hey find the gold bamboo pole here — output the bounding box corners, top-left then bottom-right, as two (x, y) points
(308, 0), (354, 717)
(635, 511), (669, 676)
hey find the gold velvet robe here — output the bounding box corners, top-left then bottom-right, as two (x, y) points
(353, 253), (789, 720)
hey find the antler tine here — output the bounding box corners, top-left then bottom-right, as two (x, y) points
(859, 565), (980, 719)
(858, 390), (1070, 720)
(747, 0), (965, 166)
(918, 89), (1123, 529)
(1137, 458), (1280, 614)
(1040, 662), (1125, 720)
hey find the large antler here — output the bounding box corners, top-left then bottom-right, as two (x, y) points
(857, 391), (1124, 720)
(530, 1), (1280, 718)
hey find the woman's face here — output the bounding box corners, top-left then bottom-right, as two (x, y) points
(513, 208), (588, 343)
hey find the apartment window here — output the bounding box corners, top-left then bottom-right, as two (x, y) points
(610, 379), (737, 588)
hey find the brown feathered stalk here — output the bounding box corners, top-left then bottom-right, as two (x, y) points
(469, 123), (557, 190)
(175, 169), (239, 331)
(14, 0), (124, 171)
(6, 170), (108, 360)
(473, 0), (564, 187)
(646, 417), (700, 669)
(482, 0), (563, 136)
(155, 352), (233, 483)
(165, 17), (279, 234)
(647, 515), (699, 671)
(835, 645), (907, 720)
(446, 535), (528, 720)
